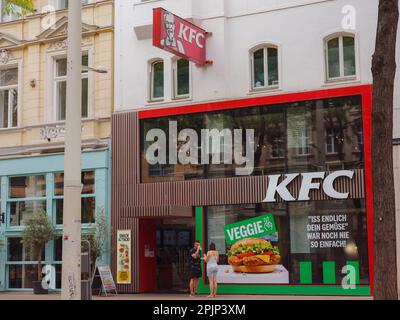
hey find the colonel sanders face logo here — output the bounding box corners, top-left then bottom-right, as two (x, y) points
(161, 11), (185, 55)
(164, 12), (176, 47)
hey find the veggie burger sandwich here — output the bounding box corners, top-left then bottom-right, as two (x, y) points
(227, 238), (281, 273)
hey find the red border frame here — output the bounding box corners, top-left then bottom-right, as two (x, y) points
(139, 85), (374, 294)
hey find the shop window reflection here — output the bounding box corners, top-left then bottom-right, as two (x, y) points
(205, 199), (369, 286)
(289, 199), (369, 285)
(140, 96), (364, 182)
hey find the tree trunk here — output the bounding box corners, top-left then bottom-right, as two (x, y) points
(372, 0), (399, 300)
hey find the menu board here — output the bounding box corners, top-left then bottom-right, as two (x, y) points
(92, 265), (117, 296)
(98, 265), (117, 292)
(117, 230), (132, 284)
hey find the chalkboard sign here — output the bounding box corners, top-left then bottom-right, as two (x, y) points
(92, 265), (118, 296)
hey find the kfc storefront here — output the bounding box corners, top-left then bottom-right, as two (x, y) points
(111, 85), (374, 296)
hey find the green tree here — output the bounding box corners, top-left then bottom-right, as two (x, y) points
(2, 0), (34, 16)
(82, 208), (108, 277)
(22, 210), (58, 281)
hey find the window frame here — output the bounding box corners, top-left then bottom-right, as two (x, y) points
(7, 174), (47, 228)
(52, 170), (96, 226)
(297, 127), (312, 156)
(149, 59), (165, 102)
(172, 58), (191, 100)
(250, 44), (280, 92)
(325, 128), (339, 155)
(0, 65), (19, 129)
(324, 34), (358, 82)
(52, 51), (91, 122)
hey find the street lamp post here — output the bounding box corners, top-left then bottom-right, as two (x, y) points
(61, 0), (82, 301)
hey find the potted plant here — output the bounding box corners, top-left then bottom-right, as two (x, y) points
(22, 210), (57, 295)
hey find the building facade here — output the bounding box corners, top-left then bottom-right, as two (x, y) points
(113, 0), (400, 296)
(0, 0), (114, 291)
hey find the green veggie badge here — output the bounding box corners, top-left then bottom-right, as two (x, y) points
(224, 214), (277, 245)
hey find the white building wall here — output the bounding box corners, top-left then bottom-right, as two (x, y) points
(115, 0), (399, 128)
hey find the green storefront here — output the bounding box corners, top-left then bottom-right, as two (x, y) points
(0, 149), (110, 291)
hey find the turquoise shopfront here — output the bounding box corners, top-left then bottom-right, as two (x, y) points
(0, 149), (110, 291)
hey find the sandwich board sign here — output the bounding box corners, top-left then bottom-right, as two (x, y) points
(92, 265), (117, 296)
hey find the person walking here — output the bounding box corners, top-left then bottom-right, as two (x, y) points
(204, 243), (219, 298)
(189, 240), (202, 297)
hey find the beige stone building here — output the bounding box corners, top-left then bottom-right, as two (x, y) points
(0, 1), (114, 291)
(0, 0), (113, 154)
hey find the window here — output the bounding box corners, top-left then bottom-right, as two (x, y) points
(173, 59), (190, 98)
(205, 200), (370, 286)
(53, 0), (89, 11)
(297, 128), (312, 156)
(141, 96), (363, 182)
(8, 175), (46, 227)
(251, 46), (279, 90)
(326, 35), (356, 81)
(150, 60), (164, 100)
(0, 67), (18, 129)
(6, 237), (46, 289)
(54, 171), (96, 224)
(0, 0), (21, 22)
(55, 54), (89, 121)
(325, 128), (340, 155)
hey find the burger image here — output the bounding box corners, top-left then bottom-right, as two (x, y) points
(227, 238), (281, 273)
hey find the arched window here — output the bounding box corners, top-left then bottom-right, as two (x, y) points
(325, 34), (357, 81)
(250, 45), (279, 90)
(150, 60), (164, 100)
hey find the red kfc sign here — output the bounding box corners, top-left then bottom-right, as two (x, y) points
(153, 8), (209, 65)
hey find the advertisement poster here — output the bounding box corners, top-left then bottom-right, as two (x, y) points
(117, 230), (132, 284)
(219, 214), (289, 284)
(98, 265), (117, 293)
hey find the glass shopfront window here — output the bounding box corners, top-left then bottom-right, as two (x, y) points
(54, 171), (96, 224)
(205, 200), (369, 286)
(9, 201), (46, 227)
(6, 237), (46, 289)
(8, 265), (37, 289)
(8, 175), (47, 227)
(9, 175), (46, 199)
(140, 96), (363, 182)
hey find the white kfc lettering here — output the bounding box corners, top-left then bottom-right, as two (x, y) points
(263, 170), (355, 202)
(196, 33), (205, 48)
(178, 22), (205, 49)
(178, 24), (190, 42)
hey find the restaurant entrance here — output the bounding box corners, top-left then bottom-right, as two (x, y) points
(139, 217), (195, 293)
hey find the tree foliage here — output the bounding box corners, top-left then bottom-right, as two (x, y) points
(82, 208), (108, 277)
(2, 0), (34, 16)
(22, 210), (58, 281)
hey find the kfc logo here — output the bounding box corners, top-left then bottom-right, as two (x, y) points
(263, 170), (355, 202)
(153, 8), (209, 65)
(161, 11), (185, 55)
